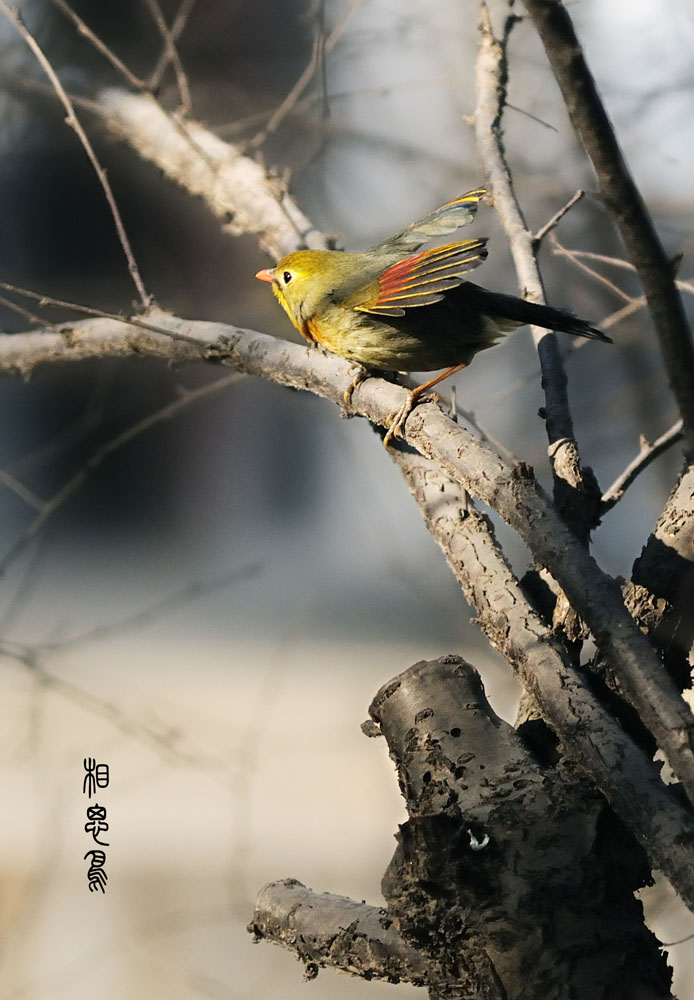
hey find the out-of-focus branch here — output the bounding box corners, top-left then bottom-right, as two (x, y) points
(388, 446), (694, 912)
(0, 370), (243, 576)
(248, 879), (429, 986)
(248, 0), (368, 148)
(97, 88), (329, 258)
(147, 0), (198, 95)
(2, 313), (694, 809)
(523, 0), (694, 456)
(0, 3), (151, 307)
(475, 3), (600, 543)
(141, 0), (192, 113)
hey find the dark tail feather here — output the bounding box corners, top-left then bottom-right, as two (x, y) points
(465, 283), (612, 343)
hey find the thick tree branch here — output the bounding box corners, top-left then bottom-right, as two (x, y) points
(626, 465), (694, 694)
(475, 3), (600, 542)
(2, 315), (694, 809)
(371, 658), (673, 999)
(523, 0), (694, 456)
(97, 88), (329, 258)
(388, 447), (694, 911)
(248, 879), (428, 986)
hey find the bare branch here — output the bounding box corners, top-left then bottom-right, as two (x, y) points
(2, 314), (694, 808)
(37, 564), (259, 651)
(147, 0), (198, 94)
(1, 641), (241, 782)
(550, 236), (639, 304)
(47, 0), (146, 90)
(0, 471), (43, 510)
(602, 421), (685, 513)
(0, 280), (207, 348)
(533, 188), (585, 245)
(475, 2), (600, 543)
(524, 0), (694, 456)
(141, 0), (192, 113)
(97, 88), (328, 257)
(248, 879), (429, 986)
(0, 2), (151, 308)
(249, 0), (369, 149)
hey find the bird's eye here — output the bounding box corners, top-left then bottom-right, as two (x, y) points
(282, 271), (293, 284)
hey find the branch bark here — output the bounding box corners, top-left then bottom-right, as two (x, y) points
(388, 446), (694, 910)
(97, 88), (330, 258)
(248, 879), (428, 986)
(371, 657), (673, 1000)
(523, 0), (694, 456)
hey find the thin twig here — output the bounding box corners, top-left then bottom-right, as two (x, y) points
(0, 371), (243, 576)
(47, 0), (146, 90)
(147, 0), (198, 95)
(0, 641), (241, 782)
(37, 564), (259, 651)
(249, 0), (368, 148)
(601, 420), (685, 513)
(533, 189), (584, 245)
(0, 280), (208, 348)
(550, 235), (635, 303)
(0, 471), (43, 510)
(0, 2), (151, 307)
(0, 293), (62, 330)
(552, 243), (694, 297)
(141, 0), (192, 113)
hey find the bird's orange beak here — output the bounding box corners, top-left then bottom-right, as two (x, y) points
(255, 268), (275, 283)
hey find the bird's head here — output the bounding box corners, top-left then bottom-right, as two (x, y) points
(255, 251), (330, 331)
(256, 250), (369, 332)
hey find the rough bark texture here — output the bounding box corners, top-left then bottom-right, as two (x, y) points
(390, 446), (694, 908)
(629, 465), (694, 691)
(369, 657), (673, 1000)
(248, 879), (428, 986)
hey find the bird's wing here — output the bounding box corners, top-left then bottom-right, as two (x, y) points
(346, 239), (489, 317)
(364, 188), (486, 258)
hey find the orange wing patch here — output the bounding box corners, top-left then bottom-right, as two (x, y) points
(355, 239), (488, 317)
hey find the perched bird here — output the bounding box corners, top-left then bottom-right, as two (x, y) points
(256, 188), (610, 445)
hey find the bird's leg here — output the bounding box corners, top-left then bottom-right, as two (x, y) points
(383, 363), (468, 448)
(343, 363), (372, 407)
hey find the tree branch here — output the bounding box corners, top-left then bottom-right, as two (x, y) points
(248, 879), (429, 986)
(601, 420), (685, 513)
(2, 313), (694, 811)
(387, 446), (694, 911)
(523, 0), (694, 456)
(97, 88), (329, 258)
(371, 657), (673, 998)
(475, 2), (600, 542)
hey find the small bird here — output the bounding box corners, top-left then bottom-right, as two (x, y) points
(256, 188), (610, 445)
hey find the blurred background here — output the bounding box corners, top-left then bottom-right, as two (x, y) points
(0, 0), (693, 997)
